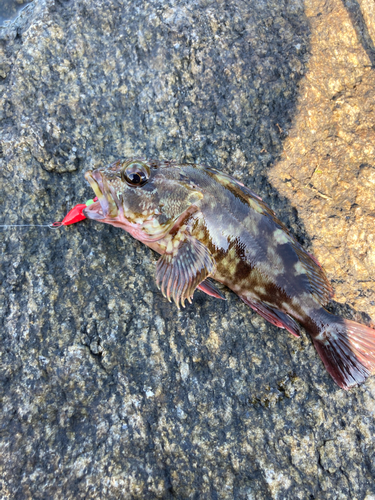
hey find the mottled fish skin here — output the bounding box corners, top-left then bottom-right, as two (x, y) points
(84, 159), (375, 390)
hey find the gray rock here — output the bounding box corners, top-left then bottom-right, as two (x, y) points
(1, 0), (374, 498)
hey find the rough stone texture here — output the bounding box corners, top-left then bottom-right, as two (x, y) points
(270, 0), (375, 317)
(0, 0), (33, 28)
(0, 0), (375, 498)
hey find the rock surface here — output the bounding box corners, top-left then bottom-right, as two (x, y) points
(1, 0), (375, 498)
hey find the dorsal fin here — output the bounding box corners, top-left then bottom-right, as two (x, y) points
(200, 166), (289, 229)
(292, 244), (334, 305)
(200, 165), (334, 305)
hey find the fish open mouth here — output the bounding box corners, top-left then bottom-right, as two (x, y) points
(83, 170), (119, 220)
(83, 168), (171, 243)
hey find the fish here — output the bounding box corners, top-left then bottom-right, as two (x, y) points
(83, 158), (375, 390)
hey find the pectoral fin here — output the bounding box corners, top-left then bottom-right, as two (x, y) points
(156, 235), (216, 308)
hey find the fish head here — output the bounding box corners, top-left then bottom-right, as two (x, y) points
(83, 159), (204, 242)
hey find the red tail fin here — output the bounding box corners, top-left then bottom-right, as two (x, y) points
(312, 317), (375, 390)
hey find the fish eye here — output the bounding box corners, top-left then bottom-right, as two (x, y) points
(121, 161), (150, 187)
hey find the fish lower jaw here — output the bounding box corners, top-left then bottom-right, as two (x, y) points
(84, 198), (168, 242)
(84, 207), (160, 242)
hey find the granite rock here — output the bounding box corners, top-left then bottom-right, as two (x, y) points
(1, 0), (375, 498)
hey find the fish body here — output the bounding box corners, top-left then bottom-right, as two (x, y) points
(84, 159), (375, 390)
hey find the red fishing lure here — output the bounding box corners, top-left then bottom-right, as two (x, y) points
(52, 197), (98, 227)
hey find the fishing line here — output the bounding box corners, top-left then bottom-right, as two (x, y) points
(0, 223), (58, 229)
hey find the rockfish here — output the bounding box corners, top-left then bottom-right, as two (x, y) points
(83, 159), (375, 390)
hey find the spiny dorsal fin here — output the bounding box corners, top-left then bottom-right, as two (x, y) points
(201, 165), (333, 305)
(200, 165), (290, 229)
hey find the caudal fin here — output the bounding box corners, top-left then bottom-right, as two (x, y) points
(312, 317), (375, 390)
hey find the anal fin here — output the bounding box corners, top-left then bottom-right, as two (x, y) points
(241, 296), (301, 337)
